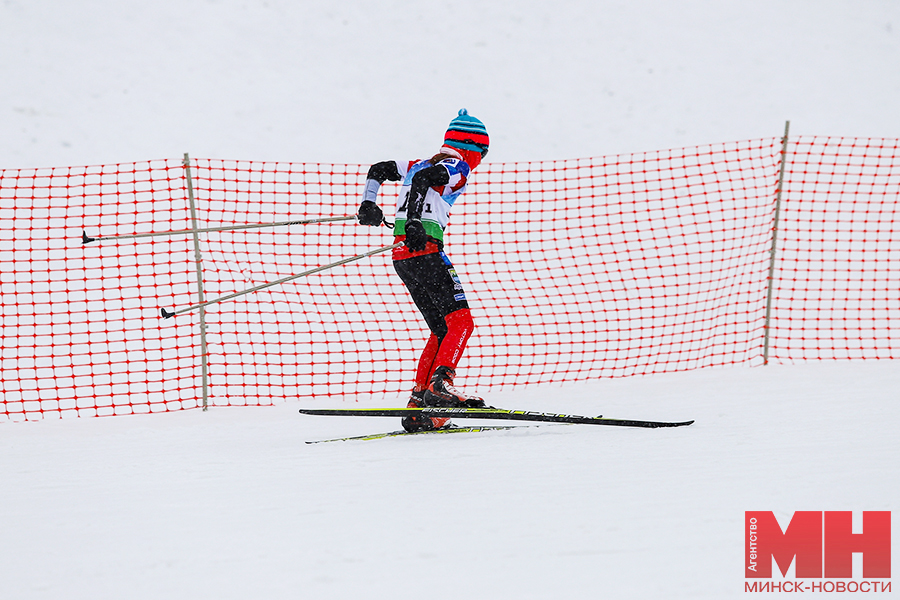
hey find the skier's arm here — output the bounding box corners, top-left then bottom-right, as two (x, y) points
(358, 161), (402, 226)
(403, 164), (451, 251)
(367, 161), (403, 185)
(405, 165), (450, 221)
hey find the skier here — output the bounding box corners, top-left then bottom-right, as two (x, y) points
(357, 109), (489, 432)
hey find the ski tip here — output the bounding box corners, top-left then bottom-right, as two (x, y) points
(81, 230), (95, 244)
(160, 307), (175, 319)
(650, 419), (694, 427)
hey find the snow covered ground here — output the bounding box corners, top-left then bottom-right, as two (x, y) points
(1, 362), (897, 599)
(2, 1), (899, 598)
(2, 0), (899, 168)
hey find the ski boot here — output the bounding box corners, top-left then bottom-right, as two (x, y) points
(422, 366), (487, 408)
(401, 389), (452, 433)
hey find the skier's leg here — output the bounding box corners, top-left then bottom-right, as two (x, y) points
(393, 256), (453, 431)
(414, 333), (441, 391)
(404, 254), (484, 408)
(394, 258), (448, 387)
(432, 308), (474, 373)
(406, 307), (480, 407)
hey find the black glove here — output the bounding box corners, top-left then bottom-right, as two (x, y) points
(357, 201), (383, 226)
(404, 219), (427, 252)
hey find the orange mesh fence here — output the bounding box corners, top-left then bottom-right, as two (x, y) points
(1, 137), (897, 421)
(458, 139), (782, 385)
(769, 136), (900, 361)
(1, 160), (200, 420)
(186, 160), (387, 406)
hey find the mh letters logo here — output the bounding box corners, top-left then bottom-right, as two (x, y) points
(745, 511), (891, 579)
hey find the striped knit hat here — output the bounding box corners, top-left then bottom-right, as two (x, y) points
(444, 109), (489, 156)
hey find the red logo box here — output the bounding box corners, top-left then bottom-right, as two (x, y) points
(745, 511), (890, 579)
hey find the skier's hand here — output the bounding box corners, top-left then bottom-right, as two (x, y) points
(404, 219), (427, 252)
(357, 201), (383, 226)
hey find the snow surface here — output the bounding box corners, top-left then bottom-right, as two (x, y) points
(2, 0), (900, 168)
(2, 362), (898, 599)
(1, 1), (899, 598)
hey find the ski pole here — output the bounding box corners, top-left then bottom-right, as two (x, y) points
(82, 215), (357, 245)
(160, 241), (403, 319)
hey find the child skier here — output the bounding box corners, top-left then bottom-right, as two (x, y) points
(357, 109), (489, 432)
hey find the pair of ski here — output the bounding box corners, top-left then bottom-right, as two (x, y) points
(300, 406), (694, 443)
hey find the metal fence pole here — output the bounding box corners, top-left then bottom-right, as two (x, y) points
(763, 121), (791, 365)
(183, 153), (210, 410)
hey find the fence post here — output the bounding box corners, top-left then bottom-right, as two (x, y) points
(183, 153), (210, 410)
(763, 121), (790, 365)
